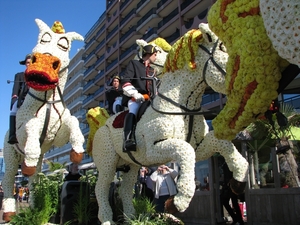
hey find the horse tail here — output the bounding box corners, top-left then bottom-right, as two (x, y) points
(86, 107), (110, 156)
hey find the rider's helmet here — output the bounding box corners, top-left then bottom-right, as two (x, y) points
(142, 45), (160, 57)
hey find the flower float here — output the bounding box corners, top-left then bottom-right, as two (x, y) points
(2, 19), (84, 222)
(208, 0), (290, 140)
(91, 24), (248, 225)
(260, 0), (300, 67)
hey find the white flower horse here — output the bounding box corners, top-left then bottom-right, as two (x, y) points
(2, 19), (85, 222)
(91, 23), (248, 225)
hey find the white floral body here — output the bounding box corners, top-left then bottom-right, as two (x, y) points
(260, 0), (300, 67)
(2, 19), (84, 215)
(92, 23), (248, 225)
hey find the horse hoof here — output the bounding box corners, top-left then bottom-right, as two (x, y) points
(165, 196), (179, 214)
(230, 178), (246, 195)
(70, 149), (83, 164)
(21, 162), (36, 176)
(3, 212), (16, 222)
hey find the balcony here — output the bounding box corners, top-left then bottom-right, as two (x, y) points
(106, 41), (118, 61)
(119, 25), (141, 49)
(120, 43), (137, 65)
(64, 83), (83, 101)
(84, 37), (98, 55)
(82, 94), (98, 109)
(181, 0), (211, 22)
(120, 8), (139, 29)
(82, 79), (99, 95)
(67, 96), (85, 111)
(106, 58), (118, 74)
(141, 27), (158, 42)
(95, 54), (105, 71)
(136, 8), (160, 32)
(85, 11), (106, 42)
(95, 39), (106, 57)
(95, 24), (106, 42)
(107, 0), (118, 11)
(157, 8), (179, 38)
(157, 0), (175, 17)
(94, 70), (105, 85)
(106, 25), (119, 46)
(165, 29), (180, 45)
(83, 65), (98, 81)
(84, 50), (97, 68)
(94, 85), (105, 101)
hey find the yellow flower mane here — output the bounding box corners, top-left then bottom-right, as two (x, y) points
(164, 29), (203, 73)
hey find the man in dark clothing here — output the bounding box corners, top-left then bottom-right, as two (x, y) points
(8, 54), (31, 144)
(220, 162), (245, 225)
(105, 75), (123, 115)
(64, 163), (82, 181)
(121, 44), (159, 152)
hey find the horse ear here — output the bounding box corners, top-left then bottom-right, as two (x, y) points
(199, 23), (218, 44)
(136, 39), (148, 47)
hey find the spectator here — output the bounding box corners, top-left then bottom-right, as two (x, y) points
(121, 44), (160, 152)
(64, 163), (82, 181)
(220, 162), (244, 225)
(139, 167), (154, 202)
(106, 75), (123, 115)
(150, 164), (178, 213)
(8, 54), (31, 144)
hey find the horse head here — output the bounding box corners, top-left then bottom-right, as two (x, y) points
(25, 19), (84, 91)
(160, 23), (228, 111)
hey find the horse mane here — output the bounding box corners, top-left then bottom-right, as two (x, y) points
(149, 37), (172, 52)
(164, 29), (203, 73)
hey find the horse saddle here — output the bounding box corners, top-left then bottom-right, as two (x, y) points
(112, 101), (150, 128)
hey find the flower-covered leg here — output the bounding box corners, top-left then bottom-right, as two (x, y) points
(93, 126), (119, 225)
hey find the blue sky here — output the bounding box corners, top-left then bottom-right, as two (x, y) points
(0, 0), (105, 148)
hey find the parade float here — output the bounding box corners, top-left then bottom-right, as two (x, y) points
(88, 23), (248, 225)
(2, 19), (85, 223)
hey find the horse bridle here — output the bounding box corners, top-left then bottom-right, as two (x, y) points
(149, 39), (226, 142)
(26, 65), (68, 145)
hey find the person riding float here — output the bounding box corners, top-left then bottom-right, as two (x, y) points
(121, 44), (160, 152)
(8, 54), (31, 144)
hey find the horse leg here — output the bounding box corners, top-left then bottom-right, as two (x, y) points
(149, 139), (196, 213)
(198, 131), (248, 194)
(119, 164), (140, 219)
(65, 116), (84, 163)
(93, 126), (119, 225)
(2, 131), (22, 222)
(21, 119), (42, 176)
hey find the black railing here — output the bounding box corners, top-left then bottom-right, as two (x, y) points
(157, 0), (169, 10)
(181, 0), (195, 11)
(106, 58), (118, 71)
(120, 8), (136, 27)
(120, 25), (137, 43)
(107, 25), (119, 40)
(120, 43), (137, 60)
(158, 8), (178, 29)
(137, 0), (147, 9)
(137, 8), (157, 27)
(120, 0), (130, 11)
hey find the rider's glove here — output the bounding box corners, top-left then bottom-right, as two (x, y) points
(123, 85), (144, 102)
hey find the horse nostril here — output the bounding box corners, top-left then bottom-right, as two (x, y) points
(53, 61), (60, 70)
(31, 56), (37, 64)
